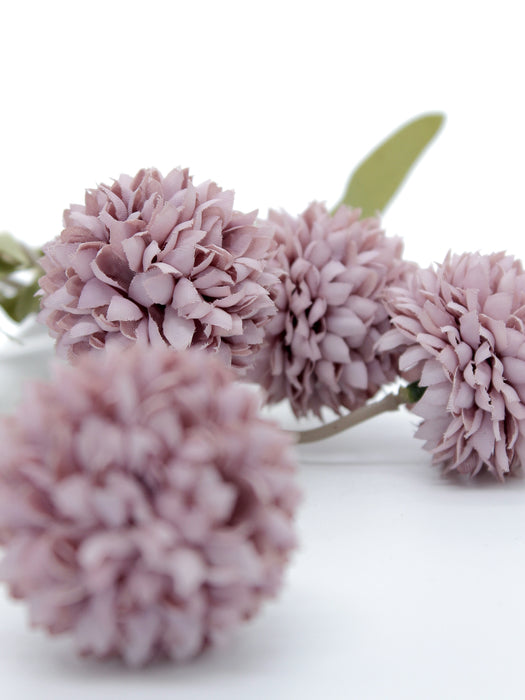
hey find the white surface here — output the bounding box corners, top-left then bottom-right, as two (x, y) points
(2, 330), (525, 699)
(3, 1), (525, 698)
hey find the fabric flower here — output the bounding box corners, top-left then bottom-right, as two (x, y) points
(38, 168), (277, 370)
(249, 202), (411, 418)
(0, 346), (300, 666)
(380, 251), (525, 479)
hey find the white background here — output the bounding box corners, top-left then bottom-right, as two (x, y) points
(2, 1), (525, 698)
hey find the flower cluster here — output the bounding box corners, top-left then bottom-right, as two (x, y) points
(38, 168), (277, 370)
(7, 138), (525, 676)
(380, 251), (525, 480)
(0, 346), (300, 666)
(33, 166), (525, 486)
(250, 203), (411, 417)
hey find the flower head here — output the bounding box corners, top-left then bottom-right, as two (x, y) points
(380, 251), (525, 479)
(249, 202), (411, 418)
(0, 346), (300, 666)
(38, 168), (277, 370)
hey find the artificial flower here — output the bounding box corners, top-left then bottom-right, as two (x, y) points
(0, 346), (300, 665)
(380, 251), (525, 479)
(39, 168), (277, 370)
(250, 202), (410, 417)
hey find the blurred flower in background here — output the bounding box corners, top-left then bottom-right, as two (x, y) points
(250, 202), (412, 417)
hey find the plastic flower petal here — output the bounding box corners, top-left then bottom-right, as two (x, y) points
(249, 202), (412, 417)
(0, 346), (300, 665)
(380, 251), (525, 479)
(38, 168), (277, 370)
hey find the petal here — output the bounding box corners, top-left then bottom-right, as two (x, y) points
(106, 296), (143, 322)
(163, 308), (195, 350)
(77, 278), (115, 309)
(320, 333), (351, 363)
(128, 269), (175, 306)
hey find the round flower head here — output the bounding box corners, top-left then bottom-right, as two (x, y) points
(249, 202), (411, 418)
(0, 346), (300, 666)
(38, 168), (277, 370)
(380, 251), (525, 480)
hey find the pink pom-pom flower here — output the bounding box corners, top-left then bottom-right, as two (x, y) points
(249, 202), (411, 418)
(380, 251), (525, 480)
(38, 168), (277, 370)
(0, 346), (300, 666)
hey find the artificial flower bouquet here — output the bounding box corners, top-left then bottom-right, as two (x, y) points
(2, 112), (521, 666)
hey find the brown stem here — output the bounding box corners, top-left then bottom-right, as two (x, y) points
(296, 388), (407, 444)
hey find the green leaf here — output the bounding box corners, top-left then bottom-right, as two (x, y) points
(0, 259), (20, 276)
(0, 232), (31, 268)
(0, 278), (41, 323)
(336, 113), (445, 218)
(399, 381), (427, 405)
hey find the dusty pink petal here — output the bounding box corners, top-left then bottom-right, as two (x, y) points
(128, 269), (175, 306)
(249, 202), (413, 417)
(380, 251), (525, 480)
(162, 309), (195, 350)
(106, 296), (143, 322)
(0, 346), (300, 666)
(77, 278), (115, 308)
(38, 167), (278, 371)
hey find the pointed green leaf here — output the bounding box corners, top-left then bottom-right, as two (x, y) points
(0, 259), (20, 276)
(0, 278), (41, 323)
(336, 113), (445, 218)
(406, 381), (426, 403)
(0, 232), (32, 268)
(398, 381), (426, 405)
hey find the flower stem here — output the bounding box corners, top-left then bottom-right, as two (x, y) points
(296, 386), (410, 444)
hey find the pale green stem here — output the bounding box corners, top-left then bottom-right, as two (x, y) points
(296, 386), (410, 444)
